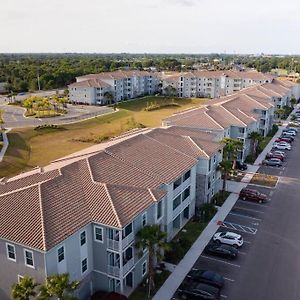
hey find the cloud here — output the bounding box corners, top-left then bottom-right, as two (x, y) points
(167, 0), (198, 6)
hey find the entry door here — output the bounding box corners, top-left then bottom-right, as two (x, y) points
(125, 272), (133, 288)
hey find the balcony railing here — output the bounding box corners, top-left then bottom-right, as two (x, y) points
(122, 258), (134, 276)
(122, 232), (134, 249)
(107, 265), (120, 277)
(107, 239), (120, 251)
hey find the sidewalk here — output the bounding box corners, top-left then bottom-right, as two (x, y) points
(0, 129), (10, 162)
(152, 111), (295, 300)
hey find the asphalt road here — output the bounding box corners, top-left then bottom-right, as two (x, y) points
(229, 135), (300, 300)
(0, 100), (113, 128)
(172, 131), (300, 300)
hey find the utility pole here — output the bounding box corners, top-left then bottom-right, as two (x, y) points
(37, 69), (41, 91)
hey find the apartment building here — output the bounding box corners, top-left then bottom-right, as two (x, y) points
(161, 70), (274, 99)
(0, 125), (226, 299)
(69, 70), (160, 105)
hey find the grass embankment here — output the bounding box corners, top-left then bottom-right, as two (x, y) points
(250, 173), (278, 187)
(0, 96), (207, 178)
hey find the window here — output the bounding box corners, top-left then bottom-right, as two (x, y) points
(81, 258), (88, 274)
(6, 243), (16, 261)
(142, 261), (147, 276)
(142, 213), (147, 227)
(173, 195), (181, 210)
(157, 200), (163, 219)
(123, 223), (133, 238)
(213, 155), (216, 164)
(183, 187), (190, 201)
(24, 250), (34, 268)
(183, 170), (191, 181)
(80, 231), (86, 246)
(94, 226), (103, 242)
(173, 177), (182, 190)
(208, 158), (212, 172)
(57, 246), (65, 263)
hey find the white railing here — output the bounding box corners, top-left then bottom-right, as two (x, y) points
(107, 265), (120, 277)
(107, 239), (120, 251)
(122, 232), (134, 249)
(122, 258), (135, 276)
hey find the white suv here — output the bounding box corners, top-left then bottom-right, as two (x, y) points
(213, 231), (243, 247)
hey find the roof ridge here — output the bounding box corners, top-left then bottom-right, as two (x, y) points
(259, 85), (282, 97)
(148, 188), (159, 202)
(144, 134), (198, 163)
(38, 184), (47, 251)
(241, 94), (269, 109)
(219, 105), (247, 127)
(103, 183), (122, 228)
(236, 108), (257, 121)
(203, 110), (224, 129)
(186, 136), (209, 158)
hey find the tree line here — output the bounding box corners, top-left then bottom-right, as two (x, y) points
(1, 54), (299, 93)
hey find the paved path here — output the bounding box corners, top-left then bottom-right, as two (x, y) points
(0, 129), (10, 162)
(152, 108), (298, 300)
(0, 103), (114, 128)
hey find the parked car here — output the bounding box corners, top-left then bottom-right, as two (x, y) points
(262, 158), (283, 167)
(204, 242), (238, 259)
(266, 152), (284, 161)
(273, 142), (291, 150)
(272, 150), (286, 157)
(286, 127), (298, 132)
(275, 137), (292, 144)
(239, 187), (267, 203)
(178, 280), (220, 300)
(282, 131), (296, 137)
(213, 231), (243, 248)
(235, 161), (247, 171)
(187, 269), (225, 289)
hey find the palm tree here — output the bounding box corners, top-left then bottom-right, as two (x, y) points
(38, 273), (79, 300)
(104, 91), (114, 105)
(222, 138), (243, 169)
(249, 131), (262, 156)
(275, 108), (285, 120)
(217, 160), (232, 199)
(135, 225), (170, 298)
(291, 97), (296, 108)
(11, 276), (39, 300)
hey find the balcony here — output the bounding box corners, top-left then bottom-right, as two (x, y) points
(123, 258), (134, 276)
(107, 239), (120, 251)
(107, 231), (134, 251)
(122, 232), (134, 249)
(107, 265), (120, 277)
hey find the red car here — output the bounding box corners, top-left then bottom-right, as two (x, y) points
(275, 137), (292, 144)
(266, 152), (284, 161)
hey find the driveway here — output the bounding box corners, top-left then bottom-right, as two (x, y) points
(0, 102), (114, 128)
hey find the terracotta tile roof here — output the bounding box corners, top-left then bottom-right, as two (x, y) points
(0, 158), (166, 251)
(77, 70), (152, 81)
(0, 169), (60, 194)
(146, 129), (208, 159)
(105, 134), (197, 183)
(163, 107), (224, 130)
(261, 82), (289, 96)
(88, 151), (164, 189)
(69, 78), (111, 88)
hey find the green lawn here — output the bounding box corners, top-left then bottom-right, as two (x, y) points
(165, 220), (208, 264)
(0, 96), (207, 178)
(129, 270), (171, 300)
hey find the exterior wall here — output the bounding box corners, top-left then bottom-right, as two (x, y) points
(0, 240), (46, 300)
(69, 87), (96, 105)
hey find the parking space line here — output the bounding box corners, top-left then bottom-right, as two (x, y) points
(224, 277), (235, 282)
(201, 255), (241, 268)
(237, 200), (270, 208)
(243, 240), (251, 244)
(228, 212), (262, 221)
(221, 295), (228, 299)
(221, 221), (257, 234)
(238, 250), (247, 255)
(234, 206), (265, 213)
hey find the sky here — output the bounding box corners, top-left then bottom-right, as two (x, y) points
(1, 0), (300, 54)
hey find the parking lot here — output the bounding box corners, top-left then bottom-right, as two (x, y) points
(172, 127), (300, 300)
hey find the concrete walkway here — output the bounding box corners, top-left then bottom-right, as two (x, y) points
(152, 109), (297, 300)
(0, 129), (10, 162)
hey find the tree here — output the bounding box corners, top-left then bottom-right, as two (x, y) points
(217, 160), (232, 199)
(275, 108), (285, 120)
(163, 85), (177, 97)
(222, 138), (243, 169)
(103, 91), (114, 105)
(249, 131), (262, 156)
(38, 273), (79, 300)
(11, 276), (39, 300)
(291, 114), (297, 121)
(291, 97), (297, 108)
(135, 225), (170, 298)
